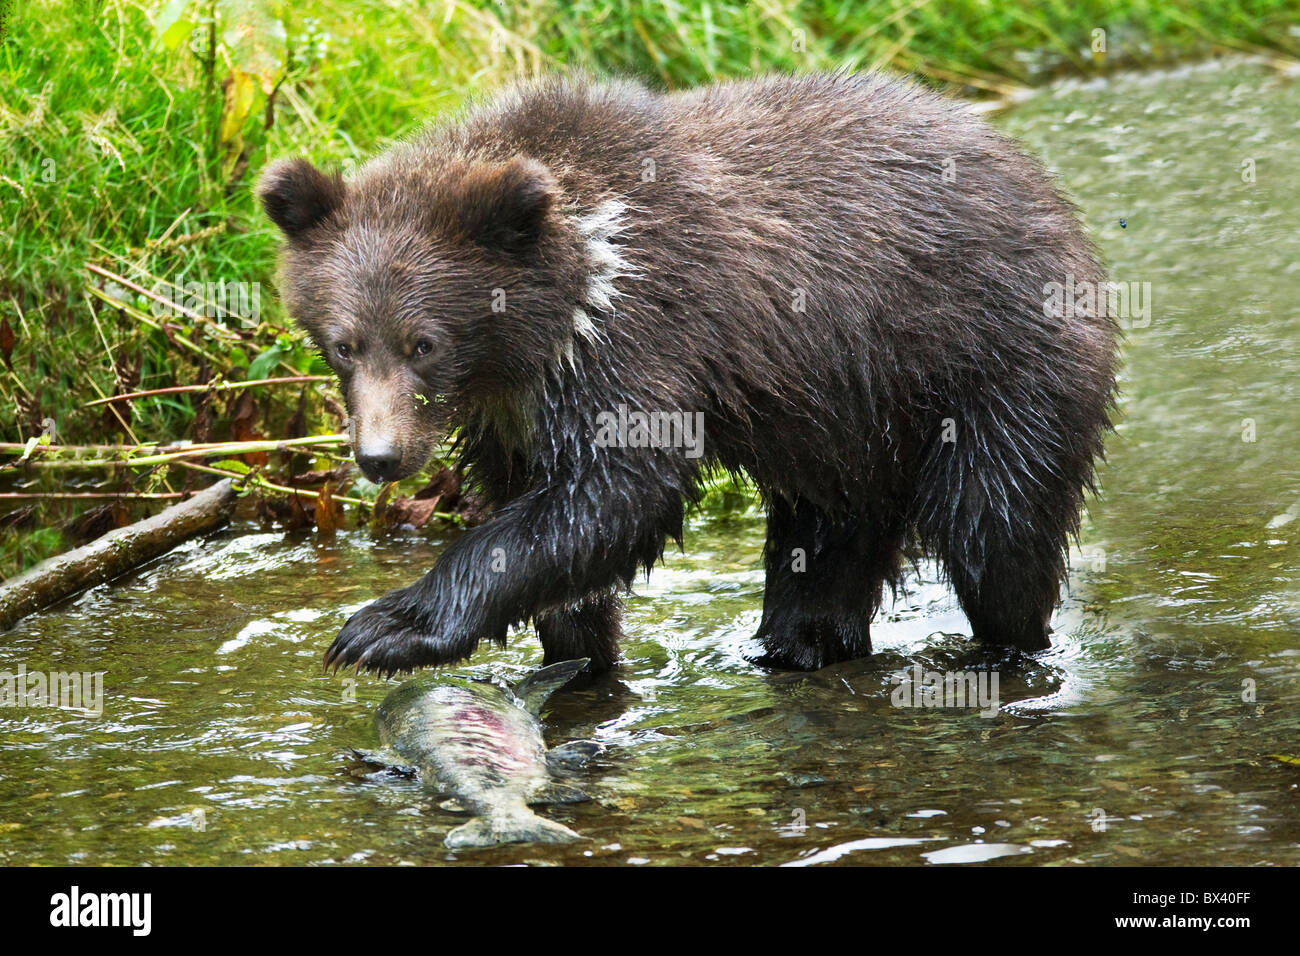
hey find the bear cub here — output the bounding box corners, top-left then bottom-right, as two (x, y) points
(259, 73), (1118, 676)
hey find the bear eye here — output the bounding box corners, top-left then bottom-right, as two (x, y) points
(335, 343), (352, 360)
(414, 339), (432, 356)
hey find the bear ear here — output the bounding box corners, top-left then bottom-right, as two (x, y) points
(450, 157), (558, 257)
(257, 158), (345, 242)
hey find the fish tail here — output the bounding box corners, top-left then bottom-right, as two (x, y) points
(444, 808), (582, 849)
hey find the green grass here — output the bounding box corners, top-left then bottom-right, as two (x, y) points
(0, 0), (1298, 575)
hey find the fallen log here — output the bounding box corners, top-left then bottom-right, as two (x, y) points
(0, 479), (238, 631)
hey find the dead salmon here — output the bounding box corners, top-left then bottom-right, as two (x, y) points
(369, 658), (601, 849)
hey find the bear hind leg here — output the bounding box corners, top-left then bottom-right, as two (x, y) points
(932, 468), (1072, 654)
(750, 497), (903, 671)
(946, 545), (1059, 652)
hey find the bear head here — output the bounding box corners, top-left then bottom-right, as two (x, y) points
(257, 151), (591, 483)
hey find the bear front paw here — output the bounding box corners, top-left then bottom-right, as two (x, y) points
(324, 591), (473, 677)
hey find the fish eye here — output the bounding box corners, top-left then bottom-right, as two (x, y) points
(414, 339), (433, 356)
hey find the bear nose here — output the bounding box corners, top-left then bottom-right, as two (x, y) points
(356, 447), (402, 482)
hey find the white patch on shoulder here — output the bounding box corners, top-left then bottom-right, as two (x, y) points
(571, 307), (596, 342)
(572, 199), (638, 344)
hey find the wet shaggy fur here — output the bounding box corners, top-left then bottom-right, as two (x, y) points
(259, 72), (1118, 676)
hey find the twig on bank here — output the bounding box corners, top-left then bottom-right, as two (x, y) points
(84, 284), (227, 367)
(0, 492), (188, 500)
(0, 433), (349, 469)
(85, 262), (240, 338)
(83, 375), (332, 407)
(174, 460), (376, 508)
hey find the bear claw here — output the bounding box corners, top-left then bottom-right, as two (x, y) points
(325, 592), (469, 676)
